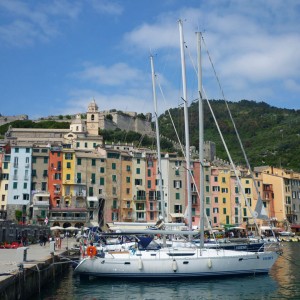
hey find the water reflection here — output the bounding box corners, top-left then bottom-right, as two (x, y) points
(270, 243), (300, 299)
(41, 243), (300, 300)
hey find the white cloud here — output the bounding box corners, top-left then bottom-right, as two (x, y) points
(74, 62), (147, 87)
(89, 0), (123, 15)
(0, 0), (81, 46)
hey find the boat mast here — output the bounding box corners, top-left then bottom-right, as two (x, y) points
(179, 20), (192, 231)
(150, 55), (165, 222)
(197, 32), (205, 247)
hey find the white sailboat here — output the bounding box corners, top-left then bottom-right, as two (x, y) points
(74, 20), (280, 278)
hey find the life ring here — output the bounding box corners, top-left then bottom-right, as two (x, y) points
(86, 246), (97, 257)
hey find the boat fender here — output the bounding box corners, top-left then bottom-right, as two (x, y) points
(86, 245), (97, 258)
(207, 258), (212, 269)
(138, 258), (143, 270)
(172, 259), (177, 272)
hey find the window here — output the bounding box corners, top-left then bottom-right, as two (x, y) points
(65, 153), (73, 160)
(77, 173), (81, 183)
(213, 207), (219, 213)
(223, 198), (226, 203)
(205, 174), (210, 181)
(23, 182), (27, 189)
(100, 177), (105, 185)
(76, 142), (80, 148)
(112, 175), (117, 182)
(13, 182), (18, 189)
(176, 193), (180, 200)
(15, 148), (19, 153)
(245, 188), (251, 194)
(214, 197), (218, 203)
(135, 179), (142, 185)
(32, 170), (37, 176)
(223, 208), (226, 214)
(84, 142), (88, 148)
(173, 180), (182, 189)
(112, 187), (117, 195)
(3, 162), (8, 169)
(235, 207), (238, 215)
(174, 204), (182, 213)
(66, 174), (71, 180)
(126, 165), (131, 172)
(32, 157), (37, 163)
(214, 176), (218, 182)
(235, 197), (239, 204)
(137, 159), (140, 164)
(147, 169), (151, 177)
(235, 186), (239, 193)
(147, 180), (151, 188)
(92, 159), (96, 166)
(91, 173), (96, 184)
(26, 148), (30, 153)
(222, 177), (226, 183)
(206, 197), (210, 204)
(43, 170), (48, 177)
(54, 173), (61, 180)
(112, 163), (116, 170)
(126, 177), (130, 183)
(136, 168), (140, 174)
(221, 188), (228, 193)
(206, 186), (210, 192)
(77, 158), (81, 165)
(41, 182), (47, 191)
(44, 157), (48, 164)
(89, 187), (93, 196)
(67, 162), (71, 169)
(206, 208), (210, 217)
(126, 188), (130, 194)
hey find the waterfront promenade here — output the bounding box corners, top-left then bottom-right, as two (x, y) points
(0, 237), (78, 281)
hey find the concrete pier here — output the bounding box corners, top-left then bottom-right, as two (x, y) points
(0, 237), (79, 299)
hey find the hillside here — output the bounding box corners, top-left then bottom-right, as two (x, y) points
(158, 100), (300, 172)
(1, 100), (299, 172)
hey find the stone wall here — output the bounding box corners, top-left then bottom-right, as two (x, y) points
(0, 114), (28, 126)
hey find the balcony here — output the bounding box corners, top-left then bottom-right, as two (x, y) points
(33, 200), (49, 207)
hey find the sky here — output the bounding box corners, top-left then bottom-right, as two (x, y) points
(0, 0), (299, 120)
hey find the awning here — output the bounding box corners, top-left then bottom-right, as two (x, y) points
(170, 213), (184, 218)
(87, 196), (98, 202)
(291, 224), (300, 229)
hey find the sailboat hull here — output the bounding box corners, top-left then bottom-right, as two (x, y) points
(74, 248), (279, 278)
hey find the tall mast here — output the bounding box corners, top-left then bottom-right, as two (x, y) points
(179, 20), (192, 230)
(150, 55), (165, 221)
(197, 32), (205, 247)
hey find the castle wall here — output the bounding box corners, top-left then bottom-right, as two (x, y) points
(0, 114), (28, 126)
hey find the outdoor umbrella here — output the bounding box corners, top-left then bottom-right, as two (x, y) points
(50, 226), (64, 230)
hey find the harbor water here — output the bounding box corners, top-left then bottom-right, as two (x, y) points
(38, 243), (300, 300)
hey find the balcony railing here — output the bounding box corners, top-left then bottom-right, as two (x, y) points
(33, 200), (49, 206)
